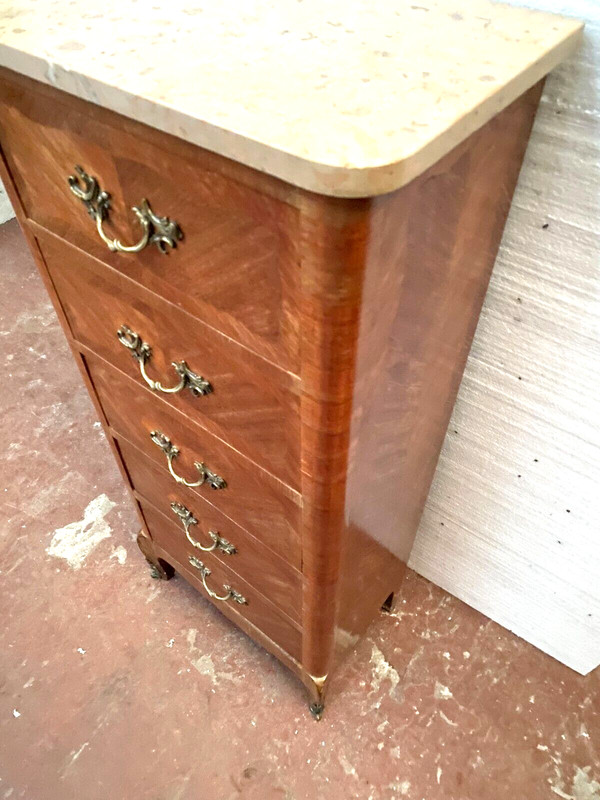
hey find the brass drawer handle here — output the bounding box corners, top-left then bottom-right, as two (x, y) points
(68, 165), (182, 255)
(188, 556), (246, 604)
(117, 325), (212, 397)
(150, 430), (227, 490)
(170, 502), (236, 555)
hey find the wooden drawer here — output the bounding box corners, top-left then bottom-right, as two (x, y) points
(117, 436), (300, 568)
(85, 353), (301, 554)
(141, 500), (301, 661)
(0, 70), (299, 371)
(117, 436), (302, 614)
(37, 228), (300, 489)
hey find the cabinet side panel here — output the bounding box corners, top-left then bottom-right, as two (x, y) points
(337, 82), (544, 654)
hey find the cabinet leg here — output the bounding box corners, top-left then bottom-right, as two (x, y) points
(303, 673), (328, 721)
(381, 591), (397, 614)
(136, 530), (174, 581)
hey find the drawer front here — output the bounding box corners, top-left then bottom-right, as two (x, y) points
(0, 69), (299, 371)
(86, 353), (301, 554)
(142, 501), (301, 661)
(118, 436), (301, 615)
(37, 228), (300, 490)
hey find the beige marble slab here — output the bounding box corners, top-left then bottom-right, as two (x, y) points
(0, 0), (582, 197)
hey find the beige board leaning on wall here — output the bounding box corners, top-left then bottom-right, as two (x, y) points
(409, 0), (599, 675)
(0, 175), (15, 223)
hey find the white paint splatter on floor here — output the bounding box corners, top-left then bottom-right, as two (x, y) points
(190, 652), (240, 685)
(434, 681), (453, 700)
(46, 494), (116, 569)
(370, 644), (400, 696)
(573, 766), (600, 800)
(185, 627), (240, 685)
(109, 545), (128, 565)
(438, 709), (458, 727)
(61, 742), (90, 776)
(338, 754), (358, 778)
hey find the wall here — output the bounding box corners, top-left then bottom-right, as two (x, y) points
(0, 0), (597, 674)
(409, 0), (600, 675)
(0, 175), (14, 223)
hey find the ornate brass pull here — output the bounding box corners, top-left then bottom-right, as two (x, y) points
(117, 325), (212, 397)
(149, 430), (226, 490)
(68, 165), (182, 255)
(188, 556), (246, 604)
(170, 502), (236, 555)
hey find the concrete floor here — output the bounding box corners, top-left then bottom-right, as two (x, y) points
(0, 217), (598, 800)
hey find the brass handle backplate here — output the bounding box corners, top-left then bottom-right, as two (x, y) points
(170, 502), (236, 555)
(117, 324), (212, 397)
(68, 165), (182, 255)
(188, 556), (246, 604)
(150, 430), (227, 490)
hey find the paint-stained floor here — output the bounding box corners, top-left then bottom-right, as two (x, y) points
(0, 217), (598, 800)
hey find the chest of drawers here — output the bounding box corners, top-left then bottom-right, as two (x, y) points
(0, 1), (581, 718)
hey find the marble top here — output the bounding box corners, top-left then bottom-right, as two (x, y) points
(0, 0), (582, 197)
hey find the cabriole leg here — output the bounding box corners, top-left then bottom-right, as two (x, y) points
(136, 529), (174, 581)
(303, 673), (328, 721)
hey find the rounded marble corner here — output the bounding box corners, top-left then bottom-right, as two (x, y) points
(0, 2), (584, 199)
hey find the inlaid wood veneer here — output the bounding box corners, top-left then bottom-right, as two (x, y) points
(0, 0), (581, 718)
